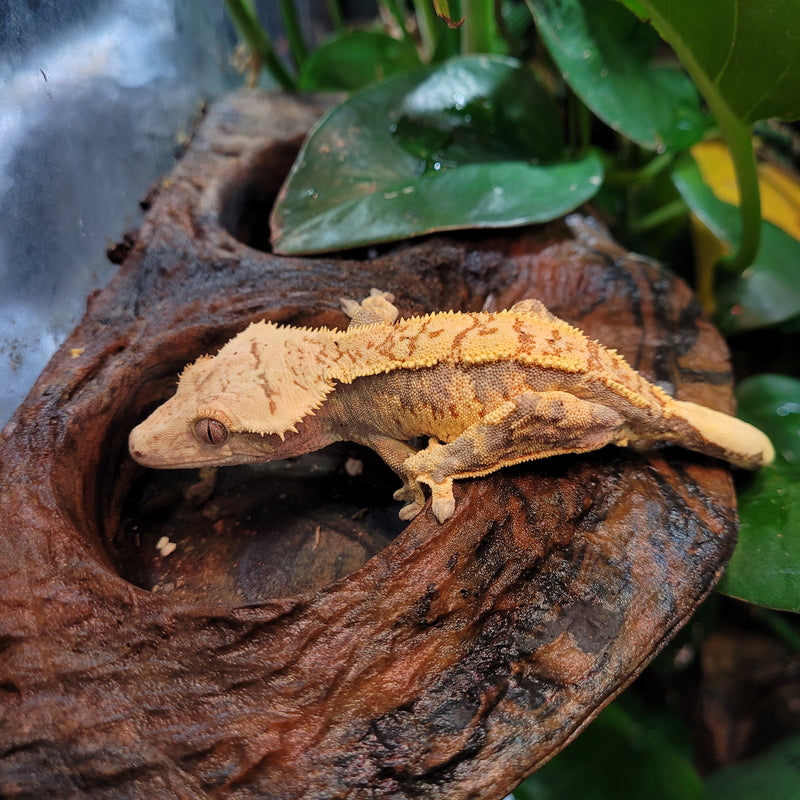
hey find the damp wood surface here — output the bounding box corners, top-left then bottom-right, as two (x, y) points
(0, 91), (738, 798)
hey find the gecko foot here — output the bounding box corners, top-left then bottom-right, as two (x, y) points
(341, 288), (399, 327)
(394, 480), (425, 520)
(398, 501), (424, 521)
(423, 476), (455, 524)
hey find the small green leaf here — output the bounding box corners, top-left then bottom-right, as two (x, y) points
(272, 56), (604, 254)
(512, 703), (707, 800)
(716, 375), (800, 612)
(298, 30), (422, 91)
(528, 0), (705, 151)
(672, 155), (800, 334)
(705, 734), (800, 799)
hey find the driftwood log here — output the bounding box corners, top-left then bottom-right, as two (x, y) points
(0, 91), (738, 798)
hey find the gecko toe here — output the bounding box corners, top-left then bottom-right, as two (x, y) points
(398, 501), (424, 520)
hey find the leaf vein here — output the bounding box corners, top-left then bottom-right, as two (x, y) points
(714, 0), (739, 86)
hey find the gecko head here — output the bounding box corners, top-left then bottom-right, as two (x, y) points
(129, 321), (335, 469)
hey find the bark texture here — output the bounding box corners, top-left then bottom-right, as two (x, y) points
(0, 91), (738, 799)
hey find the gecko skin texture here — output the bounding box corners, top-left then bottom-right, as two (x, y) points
(129, 290), (775, 523)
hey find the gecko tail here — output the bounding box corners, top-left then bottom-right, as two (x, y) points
(670, 399), (775, 470)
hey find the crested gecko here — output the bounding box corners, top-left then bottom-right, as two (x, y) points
(129, 290), (774, 523)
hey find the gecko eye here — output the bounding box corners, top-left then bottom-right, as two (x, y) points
(194, 417), (228, 446)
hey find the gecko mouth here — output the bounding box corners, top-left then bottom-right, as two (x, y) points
(128, 446), (248, 470)
(128, 436), (262, 470)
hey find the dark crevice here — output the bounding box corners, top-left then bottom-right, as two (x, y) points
(218, 138), (304, 253)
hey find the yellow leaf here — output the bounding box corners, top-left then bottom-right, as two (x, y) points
(691, 140), (800, 241)
(688, 140), (800, 315)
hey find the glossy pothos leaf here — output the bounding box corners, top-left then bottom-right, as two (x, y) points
(716, 375), (800, 612)
(619, 0), (800, 125)
(271, 56), (603, 254)
(299, 30), (422, 91)
(529, 0), (705, 151)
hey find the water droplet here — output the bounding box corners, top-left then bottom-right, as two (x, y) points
(600, 68), (609, 78)
(432, 161), (442, 171)
(569, 183), (578, 192)
(590, 175), (602, 186)
(454, 92), (466, 110)
(305, 187), (318, 199)
(389, 123), (398, 134)
(463, 114), (472, 124)
(582, 49), (592, 59)
(777, 402), (800, 417)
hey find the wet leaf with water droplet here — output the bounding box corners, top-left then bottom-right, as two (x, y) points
(271, 56), (603, 254)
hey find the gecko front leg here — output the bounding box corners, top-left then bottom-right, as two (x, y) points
(362, 433), (427, 520)
(401, 391), (629, 522)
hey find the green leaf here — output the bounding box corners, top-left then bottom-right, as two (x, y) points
(735, 375), (800, 469)
(512, 703), (707, 800)
(298, 30), (422, 91)
(272, 56), (604, 254)
(672, 155), (800, 334)
(705, 734), (800, 799)
(618, 0), (800, 125)
(618, 0), (800, 271)
(721, 468), (800, 612)
(716, 375), (800, 612)
(528, 0), (705, 151)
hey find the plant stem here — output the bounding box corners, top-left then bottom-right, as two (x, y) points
(604, 152), (675, 187)
(324, 0), (345, 32)
(461, 0), (494, 53)
(718, 119), (761, 272)
(694, 221), (718, 315)
(413, 0), (439, 60)
(224, 0), (296, 90)
(563, 90), (596, 157)
(576, 97), (592, 152)
(630, 198), (689, 233)
(380, 0), (414, 44)
(278, 0), (309, 68)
